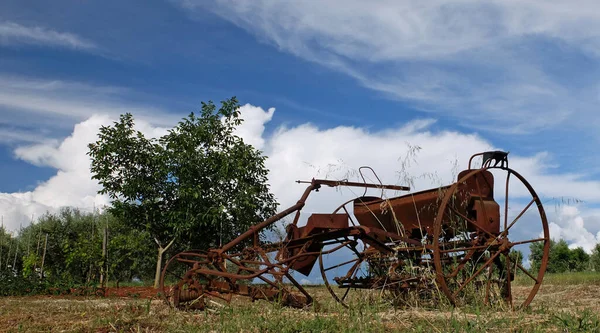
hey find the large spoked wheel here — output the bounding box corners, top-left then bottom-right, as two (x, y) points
(433, 167), (550, 310)
(318, 237), (372, 308)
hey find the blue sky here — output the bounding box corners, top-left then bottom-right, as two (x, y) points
(0, 0), (436, 190)
(1, 1), (600, 264)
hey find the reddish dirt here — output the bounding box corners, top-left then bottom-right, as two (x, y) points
(37, 286), (161, 300)
(103, 286), (160, 299)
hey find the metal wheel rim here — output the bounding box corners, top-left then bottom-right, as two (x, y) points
(432, 167), (550, 310)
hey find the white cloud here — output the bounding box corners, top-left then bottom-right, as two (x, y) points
(0, 114), (171, 232)
(0, 116), (110, 231)
(179, 1), (600, 134)
(0, 74), (176, 143)
(191, 1), (600, 61)
(0, 127), (55, 145)
(0, 21), (97, 50)
(232, 103), (275, 150)
(299, 278), (312, 285)
(548, 205), (600, 253)
(2, 103), (600, 257)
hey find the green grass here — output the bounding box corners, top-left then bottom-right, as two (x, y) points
(513, 271), (600, 287)
(1, 277), (600, 332)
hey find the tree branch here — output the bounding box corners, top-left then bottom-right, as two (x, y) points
(163, 238), (176, 253)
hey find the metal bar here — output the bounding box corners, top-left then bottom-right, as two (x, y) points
(219, 183), (317, 253)
(439, 244), (493, 254)
(296, 179), (410, 191)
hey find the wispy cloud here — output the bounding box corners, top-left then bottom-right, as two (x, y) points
(0, 21), (97, 50)
(180, 0), (600, 135)
(0, 73), (178, 144)
(0, 126), (58, 145)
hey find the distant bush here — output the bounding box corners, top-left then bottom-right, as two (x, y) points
(0, 270), (100, 296)
(530, 239), (593, 273)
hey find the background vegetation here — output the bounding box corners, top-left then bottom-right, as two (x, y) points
(1, 98), (599, 297)
(1, 206), (599, 296)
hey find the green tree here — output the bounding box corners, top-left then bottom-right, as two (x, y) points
(550, 239), (571, 273)
(88, 97), (278, 288)
(591, 244), (600, 272)
(530, 238), (594, 273)
(0, 225), (20, 273)
(22, 208), (103, 284)
(510, 249), (524, 267)
(529, 239), (550, 273)
(105, 214), (155, 286)
(568, 247), (590, 272)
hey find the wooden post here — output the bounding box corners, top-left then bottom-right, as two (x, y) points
(12, 224), (21, 271)
(40, 234), (48, 278)
(26, 215), (33, 257)
(36, 232), (41, 256)
(87, 211), (96, 284)
(100, 225), (108, 287)
(33, 231), (41, 272)
(5, 236), (11, 270)
(12, 239), (18, 271)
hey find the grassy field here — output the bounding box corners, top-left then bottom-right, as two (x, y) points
(1, 273), (599, 332)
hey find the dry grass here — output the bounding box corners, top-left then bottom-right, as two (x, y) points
(1, 276), (600, 332)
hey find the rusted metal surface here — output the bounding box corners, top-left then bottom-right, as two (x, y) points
(160, 151), (550, 311)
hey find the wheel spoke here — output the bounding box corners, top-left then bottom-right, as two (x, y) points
(447, 248), (477, 278)
(510, 237), (546, 247)
(504, 198), (536, 234)
(341, 287), (351, 301)
(453, 250), (501, 298)
(447, 205), (496, 239)
(319, 243), (367, 308)
(166, 269), (184, 281)
(504, 172), (511, 230)
(517, 263), (539, 284)
(325, 258), (360, 272)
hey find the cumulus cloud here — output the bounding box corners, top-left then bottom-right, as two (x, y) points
(0, 114), (170, 232)
(179, 1), (600, 134)
(2, 103), (600, 260)
(548, 205), (600, 253)
(299, 278), (312, 285)
(0, 116), (109, 231)
(0, 21), (97, 50)
(232, 103), (275, 150)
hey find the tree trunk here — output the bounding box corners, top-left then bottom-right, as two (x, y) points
(100, 226), (108, 287)
(153, 238), (175, 289)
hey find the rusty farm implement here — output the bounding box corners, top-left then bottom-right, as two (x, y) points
(159, 151), (550, 311)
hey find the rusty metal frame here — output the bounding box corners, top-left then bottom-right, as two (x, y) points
(160, 151), (550, 312)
